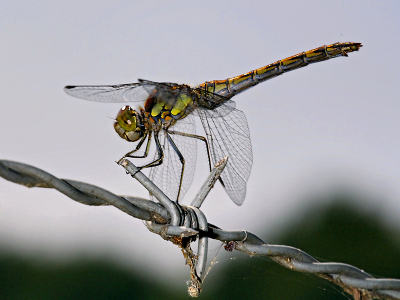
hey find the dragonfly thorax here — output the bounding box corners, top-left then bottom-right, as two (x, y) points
(114, 105), (145, 142)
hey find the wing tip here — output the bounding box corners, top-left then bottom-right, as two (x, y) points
(226, 185), (246, 206)
(64, 86), (77, 95)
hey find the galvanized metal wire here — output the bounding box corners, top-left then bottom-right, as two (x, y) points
(1, 159), (400, 300)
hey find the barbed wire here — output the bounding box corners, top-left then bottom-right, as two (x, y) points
(1, 158), (400, 299)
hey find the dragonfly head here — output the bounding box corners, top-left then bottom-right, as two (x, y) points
(114, 106), (145, 142)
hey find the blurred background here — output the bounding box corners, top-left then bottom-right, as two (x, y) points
(1, 0), (399, 299)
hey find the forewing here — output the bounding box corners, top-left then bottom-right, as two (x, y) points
(64, 80), (184, 103)
(197, 108), (253, 205)
(64, 83), (151, 103)
(148, 115), (197, 202)
(138, 79), (181, 94)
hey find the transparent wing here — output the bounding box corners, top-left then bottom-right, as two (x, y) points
(64, 83), (153, 103)
(64, 80), (188, 104)
(193, 88), (236, 117)
(192, 100), (236, 118)
(197, 107), (253, 205)
(148, 115), (197, 202)
(138, 79), (181, 94)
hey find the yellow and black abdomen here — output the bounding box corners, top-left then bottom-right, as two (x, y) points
(199, 42), (362, 98)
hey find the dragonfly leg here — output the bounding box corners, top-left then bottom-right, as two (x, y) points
(137, 131), (164, 169)
(124, 131), (152, 158)
(165, 131), (185, 202)
(126, 131), (163, 177)
(167, 130), (212, 172)
(125, 132), (164, 178)
(121, 131), (164, 176)
(169, 129), (226, 190)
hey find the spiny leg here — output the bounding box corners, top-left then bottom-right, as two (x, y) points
(124, 131), (152, 158)
(167, 130), (212, 172)
(168, 129), (226, 188)
(137, 131), (164, 169)
(122, 131), (164, 178)
(165, 130), (185, 202)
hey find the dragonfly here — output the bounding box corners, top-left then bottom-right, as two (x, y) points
(64, 42), (362, 206)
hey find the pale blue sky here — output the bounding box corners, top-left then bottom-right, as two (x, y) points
(1, 0), (400, 284)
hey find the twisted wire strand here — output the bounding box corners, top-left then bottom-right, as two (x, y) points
(1, 159), (400, 300)
(0, 160), (168, 222)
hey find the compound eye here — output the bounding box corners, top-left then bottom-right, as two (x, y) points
(116, 106), (137, 131)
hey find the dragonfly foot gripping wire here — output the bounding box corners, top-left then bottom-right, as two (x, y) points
(121, 157), (228, 297)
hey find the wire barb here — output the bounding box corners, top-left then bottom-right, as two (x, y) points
(191, 155), (229, 208)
